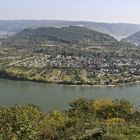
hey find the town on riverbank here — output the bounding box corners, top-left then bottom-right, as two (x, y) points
(1, 26), (140, 86)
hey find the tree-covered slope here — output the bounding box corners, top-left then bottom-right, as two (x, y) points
(2, 26), (122, 48)
(1, 20), (140, 40)
(122, 31), (140, 47)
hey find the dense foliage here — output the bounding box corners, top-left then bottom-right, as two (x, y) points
(122, 31), (140, 47)
(1, 20), (140, 40)
(2, 26), (125, 49)
(0, 98), (140, 140)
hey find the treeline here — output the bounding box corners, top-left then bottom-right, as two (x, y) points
(1, 66), (140, 86)
(0, 98), (140, 140)
(2, 26), (120, 49)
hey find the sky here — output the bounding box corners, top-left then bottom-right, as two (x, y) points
(0, 0), (140, 24)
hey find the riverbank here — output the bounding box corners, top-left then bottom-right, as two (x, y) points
(1, 66), (140, 88)
(1, 73), (140, 88)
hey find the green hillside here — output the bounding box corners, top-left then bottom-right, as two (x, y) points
(1, 20), (140, 40)
(2, 26), (122, 49)
(122, 31), (140, 47)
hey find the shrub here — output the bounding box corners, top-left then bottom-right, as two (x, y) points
(105, 118), (125, 125)
(91, 99), (133, 119)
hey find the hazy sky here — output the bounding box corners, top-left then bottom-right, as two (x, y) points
(0, 0), (140, 23)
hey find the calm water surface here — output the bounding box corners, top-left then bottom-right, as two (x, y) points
(0, 79), (140, 112)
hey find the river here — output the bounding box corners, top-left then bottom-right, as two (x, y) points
(0, 78), (140, 112)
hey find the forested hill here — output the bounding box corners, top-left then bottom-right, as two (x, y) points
(1, 20), (140, 40)
(2, 26), (125, 48)
(122, 31), (140, 47)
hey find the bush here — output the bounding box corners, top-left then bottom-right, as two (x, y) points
(0, 105), (43, 140)
(91, 99), (133, 119)
(0, 98), (139, 140)
(105, 118), (125, 125)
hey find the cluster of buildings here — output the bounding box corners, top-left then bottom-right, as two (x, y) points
(19, 53), (140, 76)
(0, 31), (15, 39)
